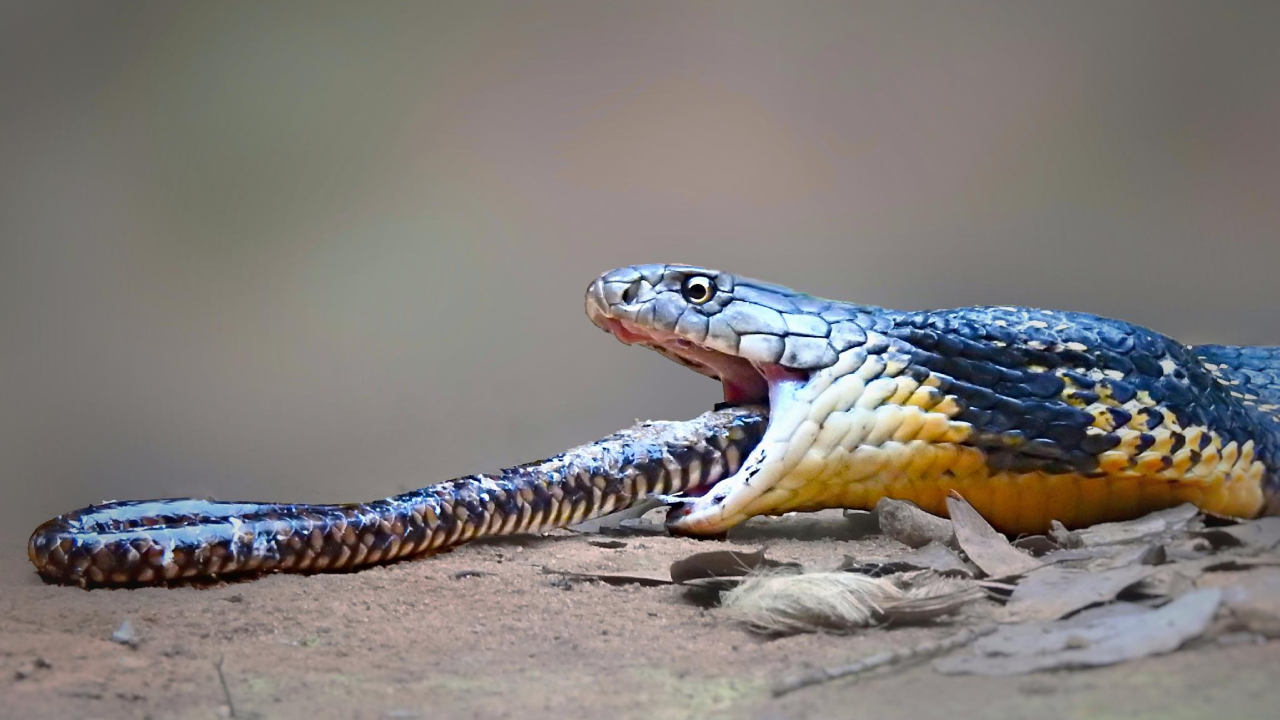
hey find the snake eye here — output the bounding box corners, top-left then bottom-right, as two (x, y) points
(681, 276), (715, 305)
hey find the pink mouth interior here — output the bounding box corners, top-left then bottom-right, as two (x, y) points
(601, 318), (806, 404)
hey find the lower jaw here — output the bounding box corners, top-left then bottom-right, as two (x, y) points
(664, 504), (749, 536)
(664, 371), (811, 535)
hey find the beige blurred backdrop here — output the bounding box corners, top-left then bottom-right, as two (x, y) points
(3, 1), (1279, 539)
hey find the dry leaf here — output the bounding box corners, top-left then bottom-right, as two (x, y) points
(1011, 535), (1059, 556)
(945, 492), (1041, 579)
(1067, 504), (1200, 547)
(1133, 562), (1202, 600)
(875, 498), (956, 549)
(896, 542), (978, 577)
(1192, 517), (1280, 552)
(669, 548), (798, 585)
(1003, 564), (1152, 621)
(936, 588), (1223, 676)
(1206, 569), (1280, 638)
(1041, 542), (1166, 572)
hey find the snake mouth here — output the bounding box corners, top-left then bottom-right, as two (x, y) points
(597, 317), (806, 405)
(593, 315), (815, 527)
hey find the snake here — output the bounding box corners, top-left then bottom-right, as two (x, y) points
(586, 264), (1280, 536)
(28, 407), (766, 587)
(29, 262), (1280, 586)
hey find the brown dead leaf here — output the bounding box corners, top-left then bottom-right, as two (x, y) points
(1011, 535), (1059, 556)
(669, 548), (799, 585)
(945, 492), (1041, 579)
(1003, 564), (1152, 621)
(936, 588), (1223, 676)
(1041, 542), (1168, 572)
(875, 498), (956, 549)
(1132, 562), (1203, 600)
(896, 542), (978, 577)
(1200, 568), (1280, 638)
(1067, 504), (1200, 547)
(1192, 517), (1280, 552)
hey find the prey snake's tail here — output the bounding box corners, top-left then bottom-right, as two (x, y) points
(29, 406), (767, 588)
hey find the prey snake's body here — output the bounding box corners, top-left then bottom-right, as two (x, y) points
(29, 407), (766, 586)
(30, 263), (1280, 587)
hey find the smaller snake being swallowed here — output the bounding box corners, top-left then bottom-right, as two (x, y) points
(29, 407), (766, 587)
(29, 263), (1280, 587)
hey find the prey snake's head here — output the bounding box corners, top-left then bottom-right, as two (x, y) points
(586, 263), (854, 534)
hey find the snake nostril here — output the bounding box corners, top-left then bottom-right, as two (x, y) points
(621, 281), (641, 305)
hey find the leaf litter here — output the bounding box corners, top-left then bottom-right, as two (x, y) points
(874, 497), (957, 549)
(559, 492), (1280, 692)
(945, 492), (1041, 578)
(935, 589), (1223, 675)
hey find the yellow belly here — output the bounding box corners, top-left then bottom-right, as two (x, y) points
(747, 441), (1266, 535)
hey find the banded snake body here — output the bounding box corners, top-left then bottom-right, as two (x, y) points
(30, 263), (1280, 586)
(29, 407), (766, 587)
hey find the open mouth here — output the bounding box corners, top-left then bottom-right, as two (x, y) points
(598, 317), (807, 405)
(595, 316), (815, 528)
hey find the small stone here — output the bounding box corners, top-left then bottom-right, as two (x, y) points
(875, 498), (956, 549)
(111, 619), (139, 648)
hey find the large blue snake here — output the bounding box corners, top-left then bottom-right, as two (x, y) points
(29, 264), (1280, 586)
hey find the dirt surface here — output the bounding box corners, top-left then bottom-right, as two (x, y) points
(3, 512), (1279, 720)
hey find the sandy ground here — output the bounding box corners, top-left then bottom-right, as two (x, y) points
(3, 512), (1279, 720)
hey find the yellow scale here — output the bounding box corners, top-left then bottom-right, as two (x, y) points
(726, 350), (1266, 535)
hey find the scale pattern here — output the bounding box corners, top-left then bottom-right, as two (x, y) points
(29, 407), (767, 587)
(585, 264), (1280, 534)
(1193, 344), (1280, 414)
(887, 307), (1279, 482)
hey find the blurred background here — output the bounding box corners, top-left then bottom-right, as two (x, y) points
(3, 1), (1279, 538)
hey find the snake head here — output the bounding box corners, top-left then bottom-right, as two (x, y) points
(585, 263), (833, 405)
(586, 264), (883, 534)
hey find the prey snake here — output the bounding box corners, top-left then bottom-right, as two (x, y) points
(30, 263), (1280, 587)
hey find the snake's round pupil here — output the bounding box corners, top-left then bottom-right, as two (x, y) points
(682, 276), (713, 304)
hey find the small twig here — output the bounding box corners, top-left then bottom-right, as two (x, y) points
(215, 654), (238, 719)
(772, 623), (998, 697)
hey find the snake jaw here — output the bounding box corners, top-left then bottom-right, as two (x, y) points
(665, 369), (813, 534)
(586, 267), (820, 532)
(591, 307), (812, 531)
(594, 315), (778, 404)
